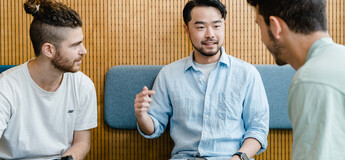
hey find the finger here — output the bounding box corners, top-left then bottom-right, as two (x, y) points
(142, 90), (155, 96)
(134, 101), (150, 109)
(143, 86), (148, 91)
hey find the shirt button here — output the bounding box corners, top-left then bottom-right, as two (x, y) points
(199, 78), (202, 82)
(203, 131), (207, 135)
(206, 95), (209, 99)
(205, 115), (209, 119)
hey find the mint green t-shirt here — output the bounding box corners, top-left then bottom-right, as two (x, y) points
(288, 38), (345, 160)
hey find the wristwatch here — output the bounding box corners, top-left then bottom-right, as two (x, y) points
(233, 152), (249, 160)
(61, 155), (73, 160)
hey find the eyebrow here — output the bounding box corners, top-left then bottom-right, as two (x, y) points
(194, 20), (222, 25)
(70, 39), (84, 47)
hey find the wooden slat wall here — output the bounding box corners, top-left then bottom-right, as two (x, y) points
(0, 0), (344, 159)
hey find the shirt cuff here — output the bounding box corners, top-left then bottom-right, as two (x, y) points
(137, 115), (162, 139)
(242, 130), (268, 154)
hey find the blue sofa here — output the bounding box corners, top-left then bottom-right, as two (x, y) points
(0, 65), (16, 74)
(104, 65), (295, 130)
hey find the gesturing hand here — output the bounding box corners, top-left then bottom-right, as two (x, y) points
(134, 86), (155, 117)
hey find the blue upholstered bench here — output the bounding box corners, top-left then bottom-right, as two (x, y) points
(104, 65), (295, 130)
(0, 65), (16, 74)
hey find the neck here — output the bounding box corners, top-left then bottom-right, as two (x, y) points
(27, 57), (64, 92)
(193, 49), (222, 64)
(285, 31), (329, 70)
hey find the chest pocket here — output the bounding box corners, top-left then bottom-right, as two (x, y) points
(217, 92), (242, 120)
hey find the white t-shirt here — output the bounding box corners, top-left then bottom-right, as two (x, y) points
(0, 62), (98, 160)
(194, 61), (218, 83)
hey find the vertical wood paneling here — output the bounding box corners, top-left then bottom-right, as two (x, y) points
(1, 0), (344, 159)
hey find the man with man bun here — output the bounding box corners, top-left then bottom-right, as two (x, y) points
(0, 0), (97, 159)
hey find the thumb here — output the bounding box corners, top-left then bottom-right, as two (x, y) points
(143, 86), (148, 91)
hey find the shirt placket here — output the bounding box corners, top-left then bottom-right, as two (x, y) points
(197, 69), (215, 156)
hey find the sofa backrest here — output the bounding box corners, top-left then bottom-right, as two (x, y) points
(0, 65), (16, 74)
(104, 65), (295, 130)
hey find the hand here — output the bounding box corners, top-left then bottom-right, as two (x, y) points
(134, 86), (155, 118)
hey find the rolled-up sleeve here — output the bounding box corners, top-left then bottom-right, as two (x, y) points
(137, 68), (172, 139)
(242, 68), (269, 154)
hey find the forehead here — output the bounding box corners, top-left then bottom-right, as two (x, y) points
(62, 27), (83, 42)
(190, 6), (223, 23)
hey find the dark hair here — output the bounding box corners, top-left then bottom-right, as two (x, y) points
(247, 0), (327, 34)
(183, 0), (227, 26)
(24, 0), (82, 56)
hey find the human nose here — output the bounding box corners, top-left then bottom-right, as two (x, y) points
(205, 28), (215, 39)
(79, 43), (87, 55)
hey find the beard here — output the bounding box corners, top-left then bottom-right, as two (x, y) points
(190, 35), (222, 57)
(267, 29), (287, 66)
(51, 51), (81, 73)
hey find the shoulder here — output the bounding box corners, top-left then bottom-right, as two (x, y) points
(159, 57), (189, 75)
(0, 65), (26, 90)
(293, 44), (345, 92)
(65, 71), (95, 91)
(227, 55), (259, 77)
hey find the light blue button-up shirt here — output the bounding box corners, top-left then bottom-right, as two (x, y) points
(138, 48), (269, 159)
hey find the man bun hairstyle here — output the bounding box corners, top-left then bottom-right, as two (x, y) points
(24, 0), (83, 56)
(183, 0), (227, 26)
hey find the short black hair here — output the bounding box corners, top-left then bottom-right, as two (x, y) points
(183, 0), (227, 26)
(24, 0), (83, 56)
(247, 0), (327, 34)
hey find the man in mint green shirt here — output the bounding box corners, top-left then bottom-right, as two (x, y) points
(247, 0), (345, 159)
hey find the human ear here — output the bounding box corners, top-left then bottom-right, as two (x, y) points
(269, 16), (282, 39)
(183, 24), (191, 39)
(41, 43), (57, 58)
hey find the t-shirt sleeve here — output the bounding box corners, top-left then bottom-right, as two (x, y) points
(0, 92), (11, 137)
(74, 76), (98, 131)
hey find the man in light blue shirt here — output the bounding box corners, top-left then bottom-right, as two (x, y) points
(247, 0), (345, 159)
(134, 0), (269, 159)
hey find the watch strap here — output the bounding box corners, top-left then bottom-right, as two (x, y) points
(233, 152), (249, 160)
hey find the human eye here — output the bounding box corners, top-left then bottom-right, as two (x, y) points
(198, 26), (205, 30)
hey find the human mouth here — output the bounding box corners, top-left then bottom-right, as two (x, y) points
(75, 58), (82, 65)
(202, 41), (218, 47)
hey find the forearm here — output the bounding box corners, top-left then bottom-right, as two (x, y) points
(62, 141), (90, 160)
(236, 138), (261, 159)
(62, 130), (92, 160)
(136, 113), (155, 135)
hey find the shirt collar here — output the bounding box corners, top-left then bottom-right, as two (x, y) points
(184, 47), (230, 71)
(306, 37), (333, 62)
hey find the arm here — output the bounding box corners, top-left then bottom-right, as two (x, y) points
(237, 68), (269, 158)
(134, 86), (155, 135)
(230, 138), (261, 160)
(0, 92), (11, 137)
(62, 130), (91, 160)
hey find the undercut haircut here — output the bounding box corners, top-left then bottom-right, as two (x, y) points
(24, 0), (82, 56)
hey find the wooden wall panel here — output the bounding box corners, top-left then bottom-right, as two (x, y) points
(0, 0), (344, 159)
